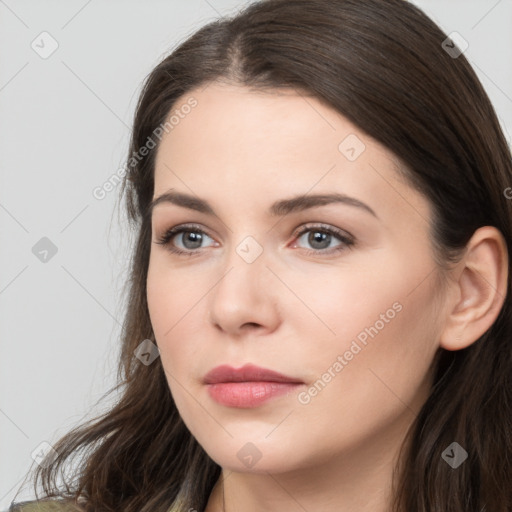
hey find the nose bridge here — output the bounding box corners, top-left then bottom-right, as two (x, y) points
(208, 231), (278, 333)
(234, 233), (266, 266)
(218, 232), (268, 297)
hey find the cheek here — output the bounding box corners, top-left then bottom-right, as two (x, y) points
(275, 258), (404, 352)
(299, 267), (440, 418)
(290, 250), (440, 392)
(146, 260), (200, 366)
(146, 252), (203, 329)
(287, 285), (439, 463)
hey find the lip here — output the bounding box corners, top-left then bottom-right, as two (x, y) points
(203, 363), (302, 384)
(203, 363), (304, 408)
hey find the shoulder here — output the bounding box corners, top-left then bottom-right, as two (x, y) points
(8, 499), (84, 512)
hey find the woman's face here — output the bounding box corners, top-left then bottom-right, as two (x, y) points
(147, 83), (445, 474)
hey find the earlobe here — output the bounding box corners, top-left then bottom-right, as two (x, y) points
(439, 226), (509, 351)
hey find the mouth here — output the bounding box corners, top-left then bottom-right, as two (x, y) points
(203, 363), (304, 408)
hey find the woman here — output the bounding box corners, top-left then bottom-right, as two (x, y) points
(10, 0), (512, 511)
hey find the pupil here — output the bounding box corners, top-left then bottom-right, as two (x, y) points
(184, 232), (202, 249)
(309, 231), (330, 249)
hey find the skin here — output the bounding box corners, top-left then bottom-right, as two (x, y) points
(146, 82), (508, 512)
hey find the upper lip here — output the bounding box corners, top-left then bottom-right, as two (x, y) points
(203, 363), (303, 384)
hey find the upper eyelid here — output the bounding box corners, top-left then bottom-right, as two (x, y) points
(158, 222), (346, 234)
(159, 222), (353, 244)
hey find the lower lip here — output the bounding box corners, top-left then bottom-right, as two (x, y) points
(206, 381), (302, 408)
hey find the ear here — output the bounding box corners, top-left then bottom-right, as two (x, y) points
(439, 226), (509, 351)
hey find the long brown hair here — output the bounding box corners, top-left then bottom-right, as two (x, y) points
(12, 0), (512, 510)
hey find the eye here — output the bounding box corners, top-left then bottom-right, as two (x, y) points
(154, 223), (216, 256)
(154, 222), (355, 257)
(291, 223), (355, 255)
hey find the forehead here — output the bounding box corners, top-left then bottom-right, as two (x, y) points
(153, 83), (431, 227)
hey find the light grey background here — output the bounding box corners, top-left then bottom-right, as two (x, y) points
(1, 0), (511, 508)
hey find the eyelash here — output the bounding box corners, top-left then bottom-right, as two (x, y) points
(154, 222), (355, 257)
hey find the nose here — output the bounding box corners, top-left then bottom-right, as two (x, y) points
(208, 242), (281, 337)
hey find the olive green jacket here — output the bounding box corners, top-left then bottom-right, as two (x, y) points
(8, 500), (82, 512)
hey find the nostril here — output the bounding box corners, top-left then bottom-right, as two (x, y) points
(243, 322), (261, 329)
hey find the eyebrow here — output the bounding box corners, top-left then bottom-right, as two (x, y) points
(149, 190), (378, 219)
